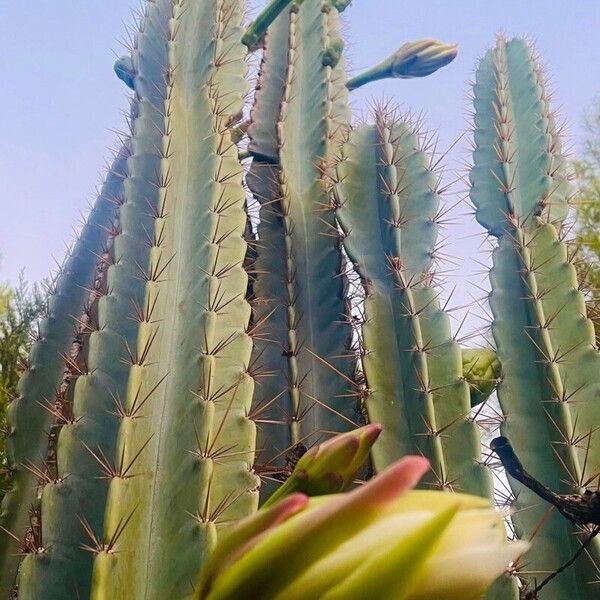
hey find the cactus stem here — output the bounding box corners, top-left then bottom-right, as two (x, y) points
(242, 0), (296, 50)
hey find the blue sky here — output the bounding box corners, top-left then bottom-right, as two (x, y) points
(1, 1), (599, 326)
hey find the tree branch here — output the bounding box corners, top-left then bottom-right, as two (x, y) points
(491, 436), (600, 527)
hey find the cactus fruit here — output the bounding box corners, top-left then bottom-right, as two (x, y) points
(462, 348), (501, 407)
(471, 35), (600, 598)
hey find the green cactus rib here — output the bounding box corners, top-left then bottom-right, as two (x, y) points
(0, 144), (128, 594)
(246, 7), (294, 494)
(248, 0), (357, 496)
(472, 36), (600, 597)
(470, 37), (570, 238)
(15, 222), (115, 599)
(91, 2), (257, 598)
(14, 5), (175, 600)
(332, 113), (491, 497)
(246, 7), (289, 163)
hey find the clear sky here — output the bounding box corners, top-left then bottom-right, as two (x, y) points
(1, 1), (599, 328)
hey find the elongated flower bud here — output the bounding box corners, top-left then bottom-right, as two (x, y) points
(263, 423), (382, 507)
(200, 494), (309, 596)
(347, 39), (458, 90)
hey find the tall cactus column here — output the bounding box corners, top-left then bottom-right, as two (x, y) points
(12, 2), (176, 598)
(91, 1), (260, 598)
(247, 0), (357, 494)
(471, 36), (600, 598)
(330, 110), (491, 497)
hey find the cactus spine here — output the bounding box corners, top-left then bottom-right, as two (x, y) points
(471, 36), (600, 597)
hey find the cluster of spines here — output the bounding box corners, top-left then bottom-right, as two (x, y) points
(471, 36), (600, 598)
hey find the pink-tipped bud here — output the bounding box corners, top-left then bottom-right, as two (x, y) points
(263, 424), (383, 507)
(347, 39), (458, 90)
(200, 456), (528, 600)
(198, 493), (308, 598)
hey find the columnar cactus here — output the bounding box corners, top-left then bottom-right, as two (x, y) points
(246, 0), (357, 496)
(471, 35), (600, 598)
(92, 1), (257, 597)
(330, 110), (492, 498)
(0, 141), (129, 596)
(1, 0), (294, 597)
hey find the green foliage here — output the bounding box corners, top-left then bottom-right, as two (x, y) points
(573, 99), (600, 329)
(0, 275), (45, 499)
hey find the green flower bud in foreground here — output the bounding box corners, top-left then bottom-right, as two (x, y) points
(198, 456), (527, 600)
(462, 348), (502, 407)
(263, 423), (382, 507)
(347, 39), (458, 90)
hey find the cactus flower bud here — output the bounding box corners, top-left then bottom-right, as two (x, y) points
(263, 423), (382, 507)
(198, 456), (527, 600)
(347, 39), (458, 90)
(200, 493), (309, 595)
(114, 56), (135, 90)
(462, 348), (502, 407)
